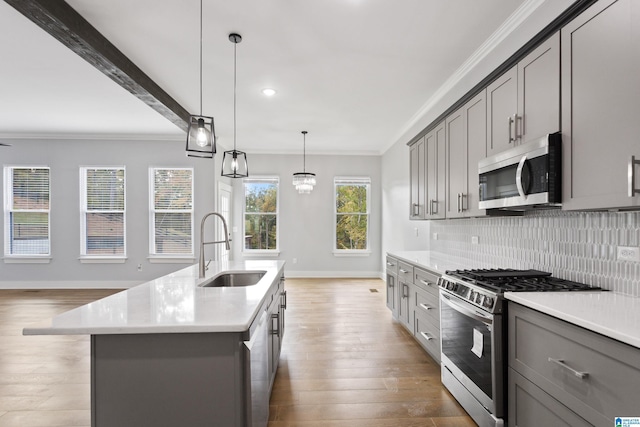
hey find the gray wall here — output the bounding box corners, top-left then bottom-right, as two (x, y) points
(0, 138), (217, 288)
(230, 153), (381, 277)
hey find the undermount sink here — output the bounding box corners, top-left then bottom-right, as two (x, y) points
(200, 271), (266, 288)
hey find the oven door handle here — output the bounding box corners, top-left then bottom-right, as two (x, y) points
(440, 293), (493, 327)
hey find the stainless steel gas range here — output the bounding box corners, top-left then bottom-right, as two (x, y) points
(437, 269), (600, 427)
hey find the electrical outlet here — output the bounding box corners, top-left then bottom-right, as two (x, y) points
(471, 236), (479, 245)
(617, 246), (640, 262)
(414, 227), (419, 237)
(293, 258), (298, 264)
(433, 233), (438, 240)
(137, 264), (142, 271)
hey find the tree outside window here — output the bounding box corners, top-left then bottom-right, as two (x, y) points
(244, 178), (278, 251)
(335, 177), (370, 251)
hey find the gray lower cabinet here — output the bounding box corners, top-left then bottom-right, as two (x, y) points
(386, 256), (398, 318)
(508, 302), (640, 427)
(91, 275), (286, 427)
(561, 0), (640, 210)
(397, 260), (415, 330)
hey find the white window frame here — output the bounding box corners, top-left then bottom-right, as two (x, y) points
(333, 176), (371, 256)
(148, 167), (195, 262)
(79, 167), (126, 263)
(3, 166), (51, 263)
(242, 176), (280, 256)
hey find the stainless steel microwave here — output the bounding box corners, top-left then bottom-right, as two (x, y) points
(478, 133), (561, 210)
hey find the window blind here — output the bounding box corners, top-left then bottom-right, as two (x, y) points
(151, 168), (193, 255)
(4, 167), (50, 256)
(81, 168), (125, 256)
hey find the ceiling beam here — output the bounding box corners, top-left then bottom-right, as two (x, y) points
(5, 0), (190, 132)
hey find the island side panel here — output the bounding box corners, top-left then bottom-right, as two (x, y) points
(91, 332), (244, 427)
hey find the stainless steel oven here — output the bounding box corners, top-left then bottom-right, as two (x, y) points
(438, 269), (602, 427)
(439, 284), (504, 427)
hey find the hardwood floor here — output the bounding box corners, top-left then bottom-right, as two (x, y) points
(0, 280), (474, 427)
(268, 278), (474, 426)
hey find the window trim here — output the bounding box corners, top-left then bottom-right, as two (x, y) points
(3, 165), (51, 261)
(148, 167), (195, 259)
(333, 176), (371, 255)
(79, 166), (126, 261)
(242, 176), (280, 254)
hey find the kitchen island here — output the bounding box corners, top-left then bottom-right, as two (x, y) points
(23, 260), (286, 427)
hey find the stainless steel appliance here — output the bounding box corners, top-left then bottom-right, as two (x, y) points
(479, 133), (561, 210)
(438, 269), (600, 427)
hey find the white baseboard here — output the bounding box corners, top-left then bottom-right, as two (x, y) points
(0, 280), (142, 289)
(284, 270), (383, 279)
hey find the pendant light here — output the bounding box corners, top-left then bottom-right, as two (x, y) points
(221, 33), (249, 178)
(293, 131), (316, 194)
(185, 0), (215, 158)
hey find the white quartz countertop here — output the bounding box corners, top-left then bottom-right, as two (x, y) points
(23, 260), (285, 336)
(505, 291), (640, 349)
(387, 250), (495, 275)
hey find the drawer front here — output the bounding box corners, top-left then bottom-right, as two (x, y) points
(508, 369), (593, 427)
(414, 286), (439, 327)
(414, 267), (439, 296)
(385, 256), (398, 275)
(397, 261), (414, 283)
(509, 303), (639, 425)
(414, 310), (440, 362)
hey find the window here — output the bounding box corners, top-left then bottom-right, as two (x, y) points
(3, 166), (50, 258)
(334, 177), (370, 253)
(149, 168), (194, 257)
(243, 177), (278, 252)
(80, 167), (125, 259)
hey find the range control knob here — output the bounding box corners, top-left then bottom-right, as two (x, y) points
(484, 296), (494, 308)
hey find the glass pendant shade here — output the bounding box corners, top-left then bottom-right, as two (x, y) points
(292, 130), (315, 193)
(186, 115), (215, 158)
(293, 172), (316, 194)
(221, 149), (248, 178)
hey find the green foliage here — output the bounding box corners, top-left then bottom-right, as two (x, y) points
(335, 184), (368, 250)
(245, 183), (278, 250)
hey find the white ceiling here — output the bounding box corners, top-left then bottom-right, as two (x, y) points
(0, 0), (538, 155)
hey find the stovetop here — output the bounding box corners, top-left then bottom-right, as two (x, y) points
(438, 269), (601, 314)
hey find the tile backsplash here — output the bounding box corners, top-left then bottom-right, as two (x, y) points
(430, 210), (640, 296)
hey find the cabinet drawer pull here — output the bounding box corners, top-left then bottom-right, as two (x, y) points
(548, 358), (589, 379)
(419, 279), (433, 287)
(629, 156), (640, 197)
(419, 303), (432, 311)
(399, 269), (409, 274)
(386, 262), (395, 267)
(420, 332), (433, 341)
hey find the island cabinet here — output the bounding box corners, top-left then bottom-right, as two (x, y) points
(410, 136), (426, 219)
(508, 303), (640, 427)
(91, 273), (286, 427)
(486, 31), (560, 157)
(446, 90), (487, 218)
(561, 0), (640, 211)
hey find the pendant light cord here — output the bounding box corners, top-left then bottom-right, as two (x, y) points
(233, 39), (237, 150)
(199, 0), (203, 115)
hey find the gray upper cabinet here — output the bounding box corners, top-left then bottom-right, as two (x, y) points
(409, 136), (425, 219)
(446, 91), (487, 218)
(425, 122), (446, 219)
(561, 0), (640, 210)
(487, 32), (560, 157)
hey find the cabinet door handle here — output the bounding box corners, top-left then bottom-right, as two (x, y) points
(629, 156), (640, 197)
(280, 290), (287, 310)
(457, 193), (466, 212)
(419, 279), (433, 287)
(419, 303), (432, 311)
(412, 203), (420, 216)
(402, 284), (408, 298)
(430, 199), (438, 215)
(457, 193), (461, 213)
(548, 358), (589, 379)
(508, 114), (519, 143)
(271, 313), (280, 336)
(420, 332), (433, 341)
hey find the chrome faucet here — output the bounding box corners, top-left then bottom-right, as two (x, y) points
(199, 212), (231, 278)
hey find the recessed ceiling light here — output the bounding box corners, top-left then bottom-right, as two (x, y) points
(262, 88), (276, 97)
